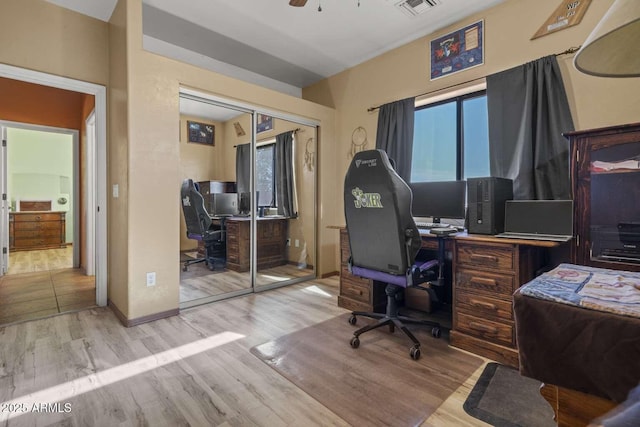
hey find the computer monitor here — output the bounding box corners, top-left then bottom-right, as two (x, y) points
(409, 181), (466, 223)
(211, 193), (238, 216)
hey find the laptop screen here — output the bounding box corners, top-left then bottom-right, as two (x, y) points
(504, 200), (573, 235)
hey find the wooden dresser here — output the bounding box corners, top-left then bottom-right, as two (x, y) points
(451, 236), (545, 368)
(225, 217), (288, 272)
(9, 211), (66, 251)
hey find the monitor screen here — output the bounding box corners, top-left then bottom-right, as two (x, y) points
(409, 181), (466, 221)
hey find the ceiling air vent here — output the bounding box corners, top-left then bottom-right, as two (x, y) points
(392, 0), (441, 17)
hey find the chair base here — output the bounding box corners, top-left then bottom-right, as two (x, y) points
(348, 284), (441, 360)
(182, 256), (209, 272)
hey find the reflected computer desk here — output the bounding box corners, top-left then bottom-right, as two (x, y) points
(201, 216), (289, 273)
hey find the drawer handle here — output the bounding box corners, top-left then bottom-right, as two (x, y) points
(470, 254), (498, 263)
(469, 299), (497, 310)
(35, 216), (42, 221)
(469, 321), (498, 334)
(470, 277), (497, 287)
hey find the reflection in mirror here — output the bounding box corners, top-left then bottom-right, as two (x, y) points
(178, 100), (253, 307)
(178, 94), (317, 307)
(252, 118), (317, 289)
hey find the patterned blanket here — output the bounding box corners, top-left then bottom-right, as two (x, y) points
(518, 263), (640, 318)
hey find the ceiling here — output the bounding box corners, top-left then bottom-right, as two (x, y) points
(46, 0), (506, 99)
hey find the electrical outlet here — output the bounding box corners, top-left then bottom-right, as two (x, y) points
(286, 238), (291, 246)
(295, 239), (300, 247)
(112, 184), (119, 198)
(146, 272), (156, 287)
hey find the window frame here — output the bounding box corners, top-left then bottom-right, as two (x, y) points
(412, 89), (487, 182)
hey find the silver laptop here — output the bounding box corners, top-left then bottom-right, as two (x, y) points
(494, 200), (573, 242)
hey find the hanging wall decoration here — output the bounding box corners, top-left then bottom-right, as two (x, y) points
(349, 126), (368, 158)
(430, 20), (484, 80)
(187, 121), (215, 146)
(256, 114), (273, 133)
(304, 138), (315, 172)
(531, 0), (592, 40)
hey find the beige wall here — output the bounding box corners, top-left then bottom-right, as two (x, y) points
(0, 0), (109, 87)
(108, 0), (130, 315)
(302, 0), (640, 269)
(122, 0), (336, 319)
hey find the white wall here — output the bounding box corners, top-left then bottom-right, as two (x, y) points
(7, 127), (74, 243)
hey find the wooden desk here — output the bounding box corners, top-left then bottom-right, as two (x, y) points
(451, 233), (558, 368)
(338, 228), (564, 368)
(224, 217), (288, 272)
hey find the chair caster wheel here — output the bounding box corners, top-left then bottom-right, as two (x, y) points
(389, 324), (395, 333)
(182, 265), (188, 272)
(432, 327), (441, 338)
(410, 346), (421, 360)
(348, 315), (357, 325)
(350, 336), (360, 348)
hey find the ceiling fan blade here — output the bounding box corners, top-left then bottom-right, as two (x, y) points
(289, 0), (308, 6)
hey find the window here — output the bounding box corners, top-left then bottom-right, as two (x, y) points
(256, 143), (275, 207)
(410, 91), (489, 182)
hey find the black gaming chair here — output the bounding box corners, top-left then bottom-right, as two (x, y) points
(344, 149), (441, 360)
(180, 179), (226, 271)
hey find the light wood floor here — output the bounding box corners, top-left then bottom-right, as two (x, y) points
(8, 246), (73, 275)
(1, 247), (95, 326)
(0, 268), (96, 326)
(180, 253), (314, 303)
(0, 276), (491, 426)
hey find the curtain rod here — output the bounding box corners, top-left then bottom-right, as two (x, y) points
(233, 128), (301, 147)
(367, 46), (581, 113)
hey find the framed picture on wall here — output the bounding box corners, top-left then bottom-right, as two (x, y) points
(187, 121), (215, 146)
(256, 114), (273, 133)
(430, 20), (484, 80)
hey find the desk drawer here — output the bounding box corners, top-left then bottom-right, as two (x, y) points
(226, 242), (239, 263)
(341, 264), (372, 287)
(456, 289), (513, 320)
(456, 242), (514, 271)
(456, 312), (514, 347)
(456, 268), (515, 297)
(341, 280), (370, 303)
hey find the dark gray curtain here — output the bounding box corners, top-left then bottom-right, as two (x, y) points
(236, 143), (251, 194)
(487, 55), (574, 200)
(375, 97), (415, 181)
(275, 131), (297, 217)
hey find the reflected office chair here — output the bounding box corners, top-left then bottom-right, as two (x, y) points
(180, 179), (225, 271)
(344, 149), (441, 360)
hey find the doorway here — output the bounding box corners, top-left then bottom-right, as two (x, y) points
(0, 64), (107, 325)
(178, 89), (318, 308)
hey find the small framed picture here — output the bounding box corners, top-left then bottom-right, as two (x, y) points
(430, 20), (484, 80)
(256, 114), (273, 133)
(187, 121), (215, 146)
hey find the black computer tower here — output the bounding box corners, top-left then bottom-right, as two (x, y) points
(467, 177), (513, 235)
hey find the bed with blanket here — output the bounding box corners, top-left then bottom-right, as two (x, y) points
(513, 263), (640, 405)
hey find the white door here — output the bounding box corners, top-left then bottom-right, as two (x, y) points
(85, 112), (96, 276)
(0, 126), (8, 276)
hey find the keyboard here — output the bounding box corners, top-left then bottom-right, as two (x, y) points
(415, 221), (450, 229)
